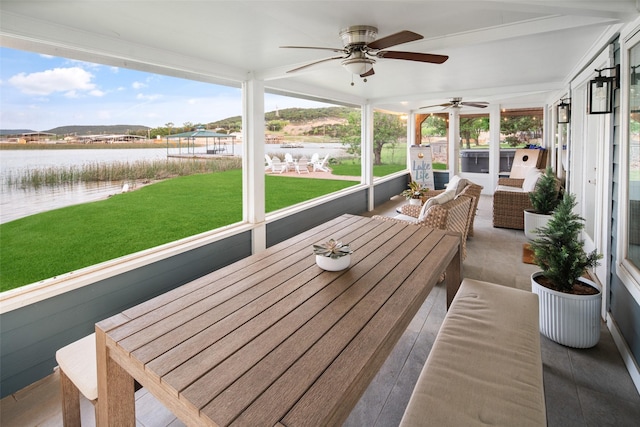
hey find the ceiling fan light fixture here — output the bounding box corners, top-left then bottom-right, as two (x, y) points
(342, 57), (375, 76)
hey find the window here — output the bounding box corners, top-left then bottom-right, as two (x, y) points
(627, 42), (640, 270)
(499, 109), (544, 175)
(459, 113), (490, 173)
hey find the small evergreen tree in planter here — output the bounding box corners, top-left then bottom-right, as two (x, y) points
(529, 192), (603, 348)
(524, 167), (561, 240)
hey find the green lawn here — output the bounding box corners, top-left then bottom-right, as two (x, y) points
(0, 169), (357, 291)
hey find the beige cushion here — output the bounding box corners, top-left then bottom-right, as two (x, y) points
(495, 184), (525, 193)
(418, 191), (455, 222)
(445, 175), (468, 195)
(56, 333), (97, 401)
(400, 279), (545, 427)
(522, 168), (542, 192)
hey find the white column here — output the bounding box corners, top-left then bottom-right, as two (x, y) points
(448, 107), (461, 178)
(489, 105), (501, 191)
(362, 104), (375, 211)
(242, 77), (266, 253)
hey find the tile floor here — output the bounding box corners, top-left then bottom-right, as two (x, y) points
(2, 195), (639, 426)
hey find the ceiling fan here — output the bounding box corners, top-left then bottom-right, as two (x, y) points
(281, 25), (448, 82)
(421, 97), (489, 110)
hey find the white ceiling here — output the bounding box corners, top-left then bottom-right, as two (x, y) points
(1, 1), (639, 113)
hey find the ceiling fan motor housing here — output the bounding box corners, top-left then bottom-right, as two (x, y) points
(339, 25), (378, 48)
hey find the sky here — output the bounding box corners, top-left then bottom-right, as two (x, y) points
(0, 47), (331, 131)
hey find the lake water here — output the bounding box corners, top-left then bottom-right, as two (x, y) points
(0, 143), (347, 224)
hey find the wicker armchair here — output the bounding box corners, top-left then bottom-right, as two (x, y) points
(492, 177), (533, 230)
(373, 195), (474, 260)
(400, 181), (483, 237)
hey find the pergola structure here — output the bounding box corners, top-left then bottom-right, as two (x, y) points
(166, 129), (237, 155)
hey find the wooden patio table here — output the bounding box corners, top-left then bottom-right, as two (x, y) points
(95, 214), (462, 426)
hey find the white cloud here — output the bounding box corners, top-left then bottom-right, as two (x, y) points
(9, 67), (96, 96)
(132, 81), (146, 90)
(89, 89), (106, 97)
(136, 93), (161, 101)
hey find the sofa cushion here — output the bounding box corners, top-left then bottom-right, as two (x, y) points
(418, 191), (455, 222)
(522, 168), (542, 192)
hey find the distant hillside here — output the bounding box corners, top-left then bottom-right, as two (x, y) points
(44, 125), (151, 136)
(0, 129), (36, 136)
(209, 107), (355, 130)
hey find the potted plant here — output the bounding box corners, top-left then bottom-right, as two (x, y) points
(529, 192), (603, 348)
(524, 167), (561, 240)
(313, 239), (353, 271)
(402, 181), (428, 206)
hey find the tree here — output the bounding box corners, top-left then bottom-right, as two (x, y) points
(501, 115), (542, 147)
(340, 111), (362, 158)
(339, 111), (406, 165)
(459, 116), (489, 149)
(373, 112), (405, 165)
(420, 115), (447, 143)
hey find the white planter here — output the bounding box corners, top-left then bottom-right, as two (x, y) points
(315, 254), (351, 271)
(524, 210), (552, 241)
(531, 272), (601, 348)
(409, 198), (422, 206)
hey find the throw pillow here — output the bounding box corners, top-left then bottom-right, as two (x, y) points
(522, 168), (542, 192)
(445, 175), (468, 195)
(418, 191), (455, 222)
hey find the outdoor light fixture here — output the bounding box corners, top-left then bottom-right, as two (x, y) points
(557, 98), (571, 124)
(587, 65), (620, 114)
(341, 51), (375, 77)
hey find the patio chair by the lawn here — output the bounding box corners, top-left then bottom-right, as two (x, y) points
(265, 154), (274, 172)
(313, 153), (330, 172)
(296, 156), (310, 174)
(270, 156), (287, 174)
(284, 153), (295, 172)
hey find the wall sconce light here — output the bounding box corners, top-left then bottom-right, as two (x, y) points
(557, 98), (571, 124)
(587, 64), (620, 114)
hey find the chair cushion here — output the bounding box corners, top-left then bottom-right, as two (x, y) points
(522, 168), (542, 192)
(496, 185), (525, 193)
(418, 191), (455, 222)
(55, 333), (98, 401)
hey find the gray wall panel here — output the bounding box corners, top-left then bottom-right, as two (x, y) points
(373, 175), (409, 206)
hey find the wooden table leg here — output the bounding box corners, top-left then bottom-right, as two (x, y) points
(445, 243), (462, 309)
(95, 327), (135, 426)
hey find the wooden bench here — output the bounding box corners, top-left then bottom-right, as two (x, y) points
(400, 278), (547, 427)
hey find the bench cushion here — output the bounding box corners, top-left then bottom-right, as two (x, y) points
(55, 333), (98, 401)
(400, 279), (546, 427)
